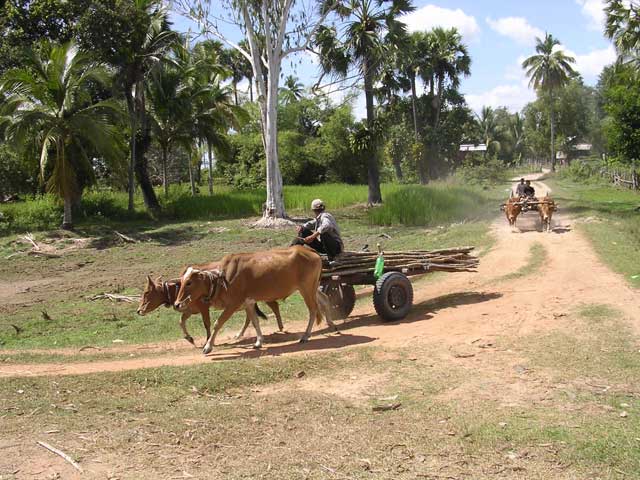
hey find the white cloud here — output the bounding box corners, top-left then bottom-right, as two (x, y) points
(575, 0), (607, 30)
(401, 5), (480, 41)
(558, 44), (617, 78)
(466, 84), (536, 114)
(486, 16), (544, 46)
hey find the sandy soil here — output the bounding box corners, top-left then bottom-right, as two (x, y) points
(1, 173), (639, 379)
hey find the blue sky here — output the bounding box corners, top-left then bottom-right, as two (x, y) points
(170, 0), (614, 117)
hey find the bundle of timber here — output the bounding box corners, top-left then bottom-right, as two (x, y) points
(321, 247), (478, 279)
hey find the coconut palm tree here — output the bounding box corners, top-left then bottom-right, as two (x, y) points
(280, 75), (305, 105)
(510, 112), (526, 164)
(171, 39), (247, 196)
(424, 28), (471, 134)
(522, 33), (576, 171)
(0, 42), (123, 229)
(605, 0), (640, 68)
(115, 0), (176, 212)
(316, 0), (413, 204)
(147, 61), (189, 196)
(475, 106), (503, 158)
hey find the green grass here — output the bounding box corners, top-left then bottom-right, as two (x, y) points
(498, 242), (547, 281)
(546, 177), (640, 288)
(0, 181), (507, 235)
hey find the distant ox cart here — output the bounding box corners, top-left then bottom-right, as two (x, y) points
(500, 195), (558, 232)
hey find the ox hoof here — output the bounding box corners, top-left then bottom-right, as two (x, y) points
(184, 335), (195, 345)
(253, 343), (262, 350)
(299, 337), (309, 344)
(202, 344), (213, 355)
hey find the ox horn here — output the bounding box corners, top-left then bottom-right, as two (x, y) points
(146, 275), (153, 286)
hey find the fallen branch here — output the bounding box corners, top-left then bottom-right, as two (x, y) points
(372, 402), (402, 412)
(89, 293), (140, 303)
(23, 233), (39, 250)
(36, 441), (83, 473)
(114, 231), (137, 243)
(27, 250), (61, 259)
(78, 345), (101, 352)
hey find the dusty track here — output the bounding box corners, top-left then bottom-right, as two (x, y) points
(2, 172), (639, 378)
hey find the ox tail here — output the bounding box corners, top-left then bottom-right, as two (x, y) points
(315, 290), (333, 326)
(254, 304), (267, 320)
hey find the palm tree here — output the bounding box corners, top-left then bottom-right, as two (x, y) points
(605, 0), (640, 68)
(0, 42), (123, 229)
(115, 0), (176, 212)
(280, 75), (305, 105)
(424, 28), (471, 135)
(397, 31), (430, 183)
(522, 33), (576, 171)
(316, 0), (413, 204)
(147, 61), (188, 196)
(475, 106), (503, 158)
(171, 39), (247, 196)
(510, 112), (526, 164)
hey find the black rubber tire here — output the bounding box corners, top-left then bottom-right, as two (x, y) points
(373, 272), (413, 322)
(323, 283), (356, 320)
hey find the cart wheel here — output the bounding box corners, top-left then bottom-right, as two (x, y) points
(323, 283), (356, 320)
(373, 272), (413, 322)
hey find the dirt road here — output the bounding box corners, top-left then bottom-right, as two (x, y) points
(2, 173), (639, 378)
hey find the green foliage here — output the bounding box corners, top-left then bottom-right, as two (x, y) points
(455, 156), (508, 185)
(556, 158), (606, 183)
(221, 97), (361, 187)
(368, 183), (500, 226)
(0, 0), (91, 73)
(602, 66), (640, 164)
(0, 143), (36, 196)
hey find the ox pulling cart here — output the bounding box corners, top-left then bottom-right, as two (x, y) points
(320, 247), (478, 322)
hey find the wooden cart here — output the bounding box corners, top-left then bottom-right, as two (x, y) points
(320, 247), (478, 322)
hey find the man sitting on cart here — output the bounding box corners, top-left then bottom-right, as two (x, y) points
(515, 178), (526, 197)
(523, 180), (536, 199)
(291, 199), (344, 260)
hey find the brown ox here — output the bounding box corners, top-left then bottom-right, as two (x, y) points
(174, 246), (335, 354)
(504, 197), (523, 227)
(137, 275), (283, 345)
(538, 196), (557, 232)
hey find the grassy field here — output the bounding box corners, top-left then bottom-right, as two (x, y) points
(546, 177), (640, 288)
(0, 180), (506, 352)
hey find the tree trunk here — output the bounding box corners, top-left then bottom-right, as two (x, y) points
(62, 195), (73, 230)
(208, 145), (214, 195)
(410, 74), (427, 185)
(188, 149), (196, 197)
(410, 74), (419, 138)
(393, 158), (404, 182)
(125, 87), (136, 212)
(550, 90), (556, 172)
(248, 77), (254, 102)
(363, 59), (382, 205)
(259, 56), (286, 220)
(162, 144), (169, 197)
(233, 81), (238, 105)
(133, 82), (161, 213)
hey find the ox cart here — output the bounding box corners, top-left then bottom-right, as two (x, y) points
(319, 247), (478, 322)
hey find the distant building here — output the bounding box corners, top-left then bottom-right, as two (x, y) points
(459, 144), (487, 152)
(557, 143), (592, 163)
